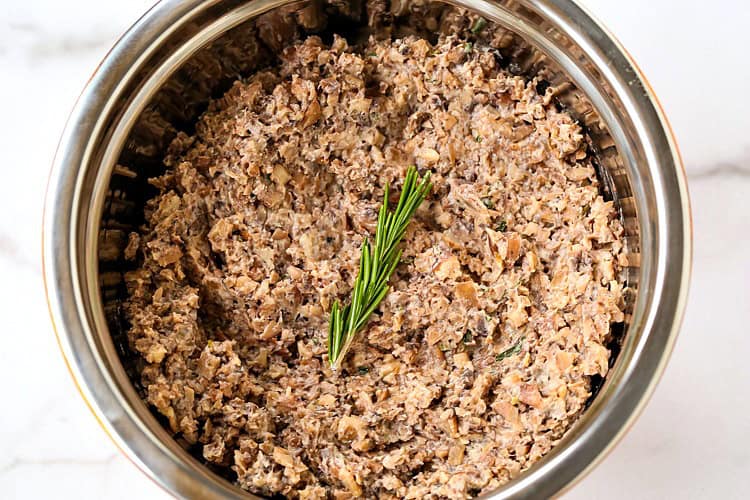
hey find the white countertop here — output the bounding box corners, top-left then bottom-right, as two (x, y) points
(1, 1), (748, 498)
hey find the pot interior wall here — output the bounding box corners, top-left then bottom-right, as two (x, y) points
(97, 0), (638, 471)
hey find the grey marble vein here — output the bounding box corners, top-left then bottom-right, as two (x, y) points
(688, 162), (750, 181)
(0, 455), (118, 475)
(2, 22), (118, 60)
(28, 34), (116, 59)
(0, 233), (41, 274)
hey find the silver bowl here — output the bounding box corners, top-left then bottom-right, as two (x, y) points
(43, 0), (692, 498)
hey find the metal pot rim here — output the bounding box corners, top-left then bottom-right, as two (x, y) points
(43, 0), (692, 498)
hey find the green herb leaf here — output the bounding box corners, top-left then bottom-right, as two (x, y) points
(464, 42), (473, 53)
(358, 366), (370, 375)
(481, 197), (494, 208)
(496, 339), (523, 361)
(496, 220), (507, 232)
(327, 166), (432, 371)
(471, 17), (488, 34)
(463, 331), (473, 344)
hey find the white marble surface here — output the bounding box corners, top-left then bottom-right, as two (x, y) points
(1, 1), (748, 498)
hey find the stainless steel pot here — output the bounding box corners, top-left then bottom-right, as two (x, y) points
(43, 0), (692, 498)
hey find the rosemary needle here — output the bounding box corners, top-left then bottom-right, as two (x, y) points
(327, 166), (432, 371)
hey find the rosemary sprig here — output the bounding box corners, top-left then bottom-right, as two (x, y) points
(327, 166), (432, 371)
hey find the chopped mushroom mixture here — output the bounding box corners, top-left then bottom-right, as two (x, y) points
(123, 35), (626, 498)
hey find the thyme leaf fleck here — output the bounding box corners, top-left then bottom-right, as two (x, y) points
(496, 339), (523, 361)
